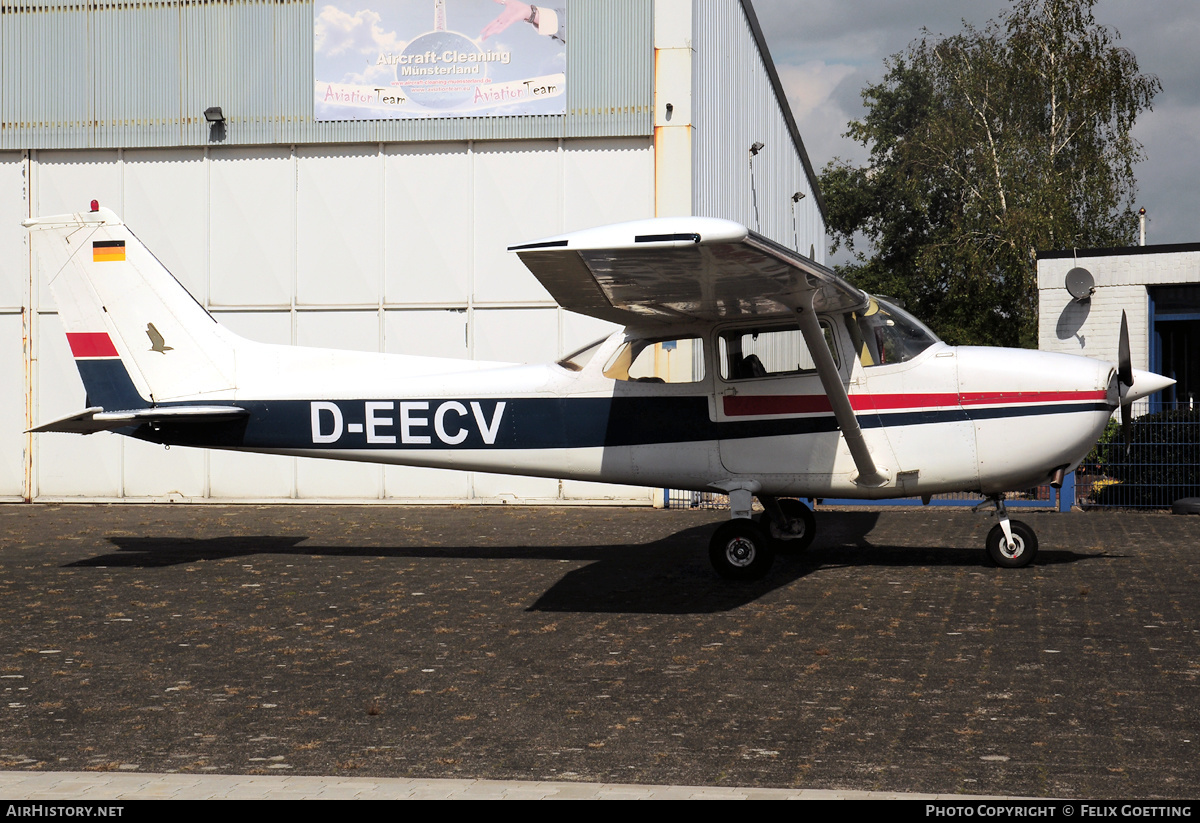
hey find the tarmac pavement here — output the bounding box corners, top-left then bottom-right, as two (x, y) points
(0, 504), (1196, 799)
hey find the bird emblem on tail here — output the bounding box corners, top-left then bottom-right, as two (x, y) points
(146, 323), (173, 354)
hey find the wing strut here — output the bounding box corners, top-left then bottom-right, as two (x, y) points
(795, 291), (889, 488)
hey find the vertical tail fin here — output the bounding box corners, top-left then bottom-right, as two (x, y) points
(26, 206), (241, 409)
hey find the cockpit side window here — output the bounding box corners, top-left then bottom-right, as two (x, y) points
(718, 321), (839, 381)
(603, 336), (706, 383)
(847, 296), (940, 367)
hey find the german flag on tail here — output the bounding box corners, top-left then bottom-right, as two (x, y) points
(92, 239), (125, 262)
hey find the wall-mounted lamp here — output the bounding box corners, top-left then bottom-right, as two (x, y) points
(749, 141), (765, 156)
(205, 106), (227, 142)
(791, 192), (805, 203)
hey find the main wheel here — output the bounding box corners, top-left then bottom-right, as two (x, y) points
(986, 520), (1038, 568)
(765, 499), (816, 551)
(709, 519), (774, 580)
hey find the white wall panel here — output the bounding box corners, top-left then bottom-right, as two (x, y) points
(561, 310), (621, 358)
(0, 154), (27, 310)
(34, 314), (122, 497)
(122, 149), (209, 305)
(472, 470), (559, 501)
(34, 150), (120, 216)
(297, 146), (382, 307)
(209, 147), (294, 307)
(208, 449), (296, 500)
(384, 464), (472, 500)
(295, 309), (380, 352)
(384, 309), (469, 360)
(561, 479), (654, 502)
(33, 151), (120, 311)
(211, 309), (293, 345)
(562, 138), (654, 233)
(473, 308), (559, 365)
(472, 142), (561, 304)
(0, 313), (26, 497)
(383, 144), (472, 306)
(121, 437), (207, 499)
(297, 455), (383, 500)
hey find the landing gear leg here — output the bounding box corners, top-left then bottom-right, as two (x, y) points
(977, 495), (1038, 568)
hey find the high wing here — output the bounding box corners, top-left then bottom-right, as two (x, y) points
(509, 217), (866, 326)
(511, 217), (886, 487)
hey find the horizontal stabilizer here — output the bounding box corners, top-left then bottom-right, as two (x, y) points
(31, 405), (248, 435)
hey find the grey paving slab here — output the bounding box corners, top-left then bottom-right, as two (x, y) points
(0, 504), (1197, 799)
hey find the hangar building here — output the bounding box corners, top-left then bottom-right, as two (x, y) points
(0, 0), (828, 504)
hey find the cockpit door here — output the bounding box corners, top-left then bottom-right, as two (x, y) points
(713, 319), (891, 478)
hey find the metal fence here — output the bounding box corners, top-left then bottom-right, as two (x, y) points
(1076, 400), (1200, 509)
(666, 401), (1200, 512)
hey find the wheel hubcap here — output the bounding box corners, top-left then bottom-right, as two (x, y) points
(725, 536), (756, 567)
(1001, 535), (1024, 559)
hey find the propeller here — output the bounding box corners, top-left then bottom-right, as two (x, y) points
(1118, 310), (1134, 452)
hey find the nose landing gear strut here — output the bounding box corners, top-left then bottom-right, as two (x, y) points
(976, 495), (1039, 568)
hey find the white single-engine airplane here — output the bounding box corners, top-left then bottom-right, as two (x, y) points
(26, 204), (1172, 579)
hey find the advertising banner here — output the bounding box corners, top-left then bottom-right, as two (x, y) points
(315, 0), (567, 120)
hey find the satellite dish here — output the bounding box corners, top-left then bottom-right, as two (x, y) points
(1066, 267), (1095, 301)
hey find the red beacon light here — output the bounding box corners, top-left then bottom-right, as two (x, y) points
(89, 200), (99, 212)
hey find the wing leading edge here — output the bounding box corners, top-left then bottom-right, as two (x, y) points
(510, 217), (866, 326)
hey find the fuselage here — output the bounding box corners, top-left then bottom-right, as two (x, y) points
(129, 318), (1118, 500)
(28, 206), (1136, 504)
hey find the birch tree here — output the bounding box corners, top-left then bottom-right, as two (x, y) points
(820, 0), (1159, 347)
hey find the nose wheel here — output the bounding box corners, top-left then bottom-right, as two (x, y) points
(978, 496), (1038, 568)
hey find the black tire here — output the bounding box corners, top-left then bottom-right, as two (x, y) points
(766, 499), (817, 551)
(709, 519), (774, 580)
(986, 520), (1038, 568)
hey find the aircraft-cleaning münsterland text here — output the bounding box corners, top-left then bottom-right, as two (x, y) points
(25, 204), (1173, 579)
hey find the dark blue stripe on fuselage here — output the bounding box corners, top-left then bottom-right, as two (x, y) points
(130, 397), (1111, 451)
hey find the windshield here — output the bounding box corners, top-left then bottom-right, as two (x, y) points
(847, 296), (940, 367)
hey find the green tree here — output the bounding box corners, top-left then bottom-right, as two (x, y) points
(821, 0), (1160, 347)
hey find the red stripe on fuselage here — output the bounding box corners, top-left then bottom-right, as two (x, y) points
(722, 390), (1107, 417)
(66, 332), (120, 358)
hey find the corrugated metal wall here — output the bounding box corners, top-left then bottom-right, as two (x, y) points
(690, 0), (826, 260)
(0, 0), (653, 149)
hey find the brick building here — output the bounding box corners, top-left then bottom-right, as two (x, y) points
(1038, 245), (1200, 410)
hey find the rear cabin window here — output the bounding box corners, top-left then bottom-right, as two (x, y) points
(603, 337), (705, 384)
(557, 337), (607, 372)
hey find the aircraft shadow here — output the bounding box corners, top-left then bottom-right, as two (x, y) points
(69, 512), (1104, 614)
